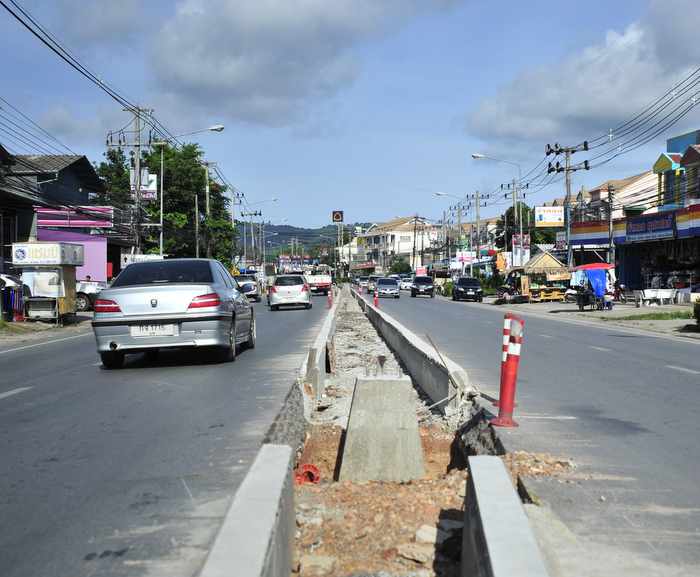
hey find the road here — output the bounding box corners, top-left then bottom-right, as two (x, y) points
(0, 299), (326, 577)
(374, 292), (700, 570)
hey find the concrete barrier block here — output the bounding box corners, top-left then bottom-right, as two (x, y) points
(462, 456), (549, 577)
(199, 444), (294, 577)
(339, 376), (425, 482)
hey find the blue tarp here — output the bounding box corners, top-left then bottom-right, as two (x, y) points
(587, 269), (606, 298)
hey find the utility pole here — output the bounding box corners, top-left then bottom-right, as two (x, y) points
(546, 141), (590, 267)
(106, 106), (153, 253)
(195, 194), (200, 258)
(442, 210), (447, 262)
(412, 215), (418, 270)
(241, 210), (262, 267)
(420, 219), (425, 268)
(607, 183), (615, 265)
(475, 190), (480, 276)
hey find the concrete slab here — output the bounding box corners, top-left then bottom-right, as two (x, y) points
(339, 376), (425, 482)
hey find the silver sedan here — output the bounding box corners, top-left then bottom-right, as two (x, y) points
(92, 258), (255, 369)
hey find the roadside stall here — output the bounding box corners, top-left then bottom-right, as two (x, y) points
(569, 262), (615, 311)
(12, 242), (84, 325)
(498, 251), (570, 303)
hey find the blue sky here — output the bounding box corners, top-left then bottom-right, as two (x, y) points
(1, 0), (699, 227)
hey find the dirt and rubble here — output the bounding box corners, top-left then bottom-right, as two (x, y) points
(292, 289), (575, 576)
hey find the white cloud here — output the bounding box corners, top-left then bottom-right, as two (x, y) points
(151, 0), (459, 125)
(467, 0), (700, 145)
(52, 0), (143, 46)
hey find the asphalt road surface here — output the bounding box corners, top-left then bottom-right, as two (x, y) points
(0, 299), (326, 577)
(374, 292), (700, 571)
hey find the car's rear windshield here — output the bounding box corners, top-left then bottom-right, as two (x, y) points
(414, 276), (432, 283)
(378, 278), (397, 285)
(111, 260), (213, 286)
(235, 275), (255, 282)
(458, 278), (481, 286)
(275, 276), (305, 286)
(360, 277), (369, 281)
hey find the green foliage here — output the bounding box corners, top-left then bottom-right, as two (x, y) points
(604, 310), (693, 322)
(94, 148), (131, 206)
(443, 280), (454, 297)
(390, 258), (412, 274)
(494, 202), (557, 248)
(693, 301), (700, 325)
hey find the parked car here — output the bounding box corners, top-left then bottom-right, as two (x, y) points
(91, 258), (255, 369)
(233, 274), (261, 302)
(410, 275), (434, 298)
(269, 274), (312, 311)
(452, 277), (483, 302)
(376, 277), (400, 298)
(399, 277), (413, 291)
(75, 279), (109, 312)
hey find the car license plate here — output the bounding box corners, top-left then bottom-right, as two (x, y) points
(130, 324), (176, 337)
(466, 290), (474, 294)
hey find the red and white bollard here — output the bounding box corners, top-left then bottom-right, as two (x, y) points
(373, 290), (379, 308)
(491, 314), (524, 428)
(327, 289), (333, 308)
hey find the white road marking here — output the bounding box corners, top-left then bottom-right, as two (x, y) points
(665, 364), (700, 375)
(0, 332), (91, 355)
(539, 334), (554, 339)
(589, 345), (612, 352)
(180, 478), (194, 501)
(0, 386), (33, 401)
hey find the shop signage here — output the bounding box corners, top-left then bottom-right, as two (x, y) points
(555, 231), (567, 250)
(535, 206), (565, 228)
(12, 242), (84, 266)
(626, 212), (675, 242)
(35, 206), (113, 228)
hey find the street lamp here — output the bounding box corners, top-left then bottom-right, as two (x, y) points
(153, 124), (225, 257)
(472, 152), (524, 265)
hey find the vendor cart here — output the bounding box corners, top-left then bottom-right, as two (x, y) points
(12, 242), (84, 325)
(499, 251), (570, 303)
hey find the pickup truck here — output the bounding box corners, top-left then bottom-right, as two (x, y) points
(305, 273), (332, 295)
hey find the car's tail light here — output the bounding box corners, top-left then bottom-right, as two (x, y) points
(94, 299), (121, 313)
(301, 284), (309, 292)
(269, 286), (277, 293)
(188, 293), (221, 309)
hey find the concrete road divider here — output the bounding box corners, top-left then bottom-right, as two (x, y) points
(199, 444), (294, 577)
(462, 456), (549, 577)
(303, 297), (338, 403)
(351, 288), (472, 412)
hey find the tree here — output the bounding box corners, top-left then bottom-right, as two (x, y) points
(495, 202), (557, 249)
(140, 144), (237, 265)
(390, 257), (412, 274)
(94, 148), (131, 206)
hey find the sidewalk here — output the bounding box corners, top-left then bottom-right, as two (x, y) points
(480, 298), (700, 341)
(0, 315), (92, 348)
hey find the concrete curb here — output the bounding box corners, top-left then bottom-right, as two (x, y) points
(304, 296), (338, 403)
(462, 456), (549, 577)
(350, 288), (472, 412)
(200, 292), (342, 577)
(199, 444), (294, 577)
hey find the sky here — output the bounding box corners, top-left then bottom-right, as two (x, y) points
(1, 0), (700, 227)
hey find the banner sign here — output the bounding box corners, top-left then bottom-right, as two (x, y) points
(555, 231), (566, 250)
(35, 206), (113, 228)
(535, 206), (565, 228)
(626, 212), (675, 242)
(130, 168), (158, 201)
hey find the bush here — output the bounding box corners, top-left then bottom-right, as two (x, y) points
(694, 301), (700, 325)
(442, 280), (454, 297)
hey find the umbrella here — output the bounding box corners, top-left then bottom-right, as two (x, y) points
(571, 263), (614, 271)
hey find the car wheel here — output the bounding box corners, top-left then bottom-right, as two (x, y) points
(256, 296), (261, 303)
(219, 320), (236, 362)
(76, 292), (91, 312)
(245, 313), (256, 349)
(411, 291), (416, 297)
(430, 292), (435, 298)
(270, 305), (278, 311)
(306, 303), (312, 309)
(100, 351), (124, 369)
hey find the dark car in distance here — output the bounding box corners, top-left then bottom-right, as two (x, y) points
(452, 277), (483, 302)
(410, 276), (434, 298)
